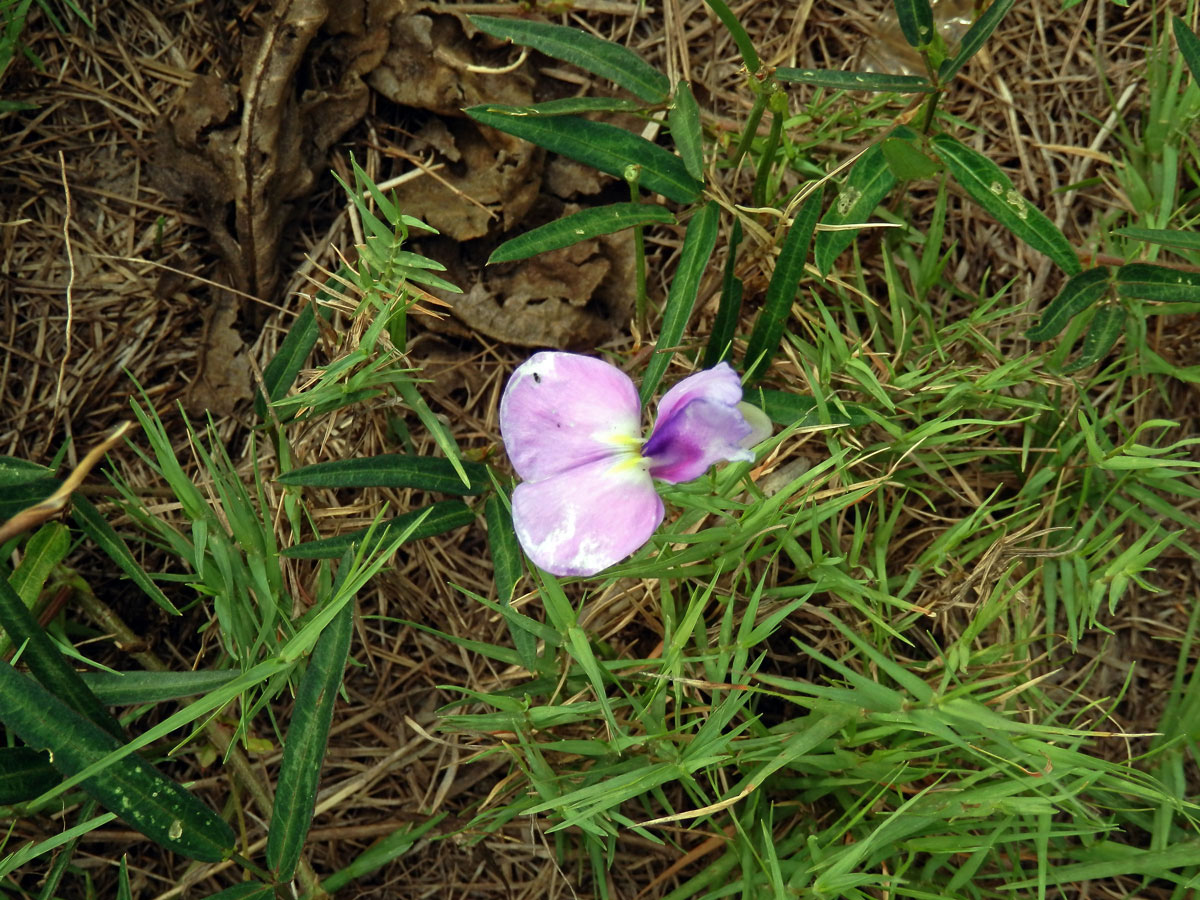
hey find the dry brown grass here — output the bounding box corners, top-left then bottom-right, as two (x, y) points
(1, 0), (1195, 896)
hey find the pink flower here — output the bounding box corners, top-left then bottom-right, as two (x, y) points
(499, 352), (772, 576)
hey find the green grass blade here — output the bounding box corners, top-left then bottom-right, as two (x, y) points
(932, 133), (1081, 275)
(468, 15), (669, 103)
(814, 143), (898, 275)
(1114, 225), (1200, 252)
(0, 575), (123, 739)
(486, 97), (645, 117)
(81, 669), (239, 705)
(267, 591), (355, 881)
(254, 301), (328, 422)
(199, 883), (275, 900)
(744, 190), (823, 381)
(1062, 305), (1126, 373)
(395, 380), (470, 489)
(72, 496), (181, 616)
(0, 457), (58, 521)
(1026, 266), (1113, 341)
(1174, 15), (1200, 85)
(703, 218), (745, 367)
(775, 68), (934, 92)
(485, 495), (537, 669)
(321, 814), (447, 893)
(0, 660), (235, 862)
(893, 0), (934, 47)
(939, 0), (1015, 82)
(8, 523), (68, 607)
(466, 108), (702, 204)
(278, 454), (489, 494)
(668, 80), (705, 181)
(488, 203), (675, 264)
(640, 201), (720, 403)
(1115, 262), (1200, 302)
(701, 0), (760, 72)
(283, 500), (474, 559)
(0, 746), (58, 804)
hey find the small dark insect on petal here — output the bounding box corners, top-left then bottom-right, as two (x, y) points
(533, 373), (541, 383)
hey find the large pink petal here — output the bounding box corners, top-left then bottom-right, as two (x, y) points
(511, 456), (664, 576)
(654, 362), (744, 426)
(500, 352), (642, 482)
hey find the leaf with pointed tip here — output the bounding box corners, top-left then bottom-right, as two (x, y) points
(703, 218), (745, 367)
(0, 660), (235, 861)
(73, 496), (180, 615)
(1026, 267), (1112, 341)
(893, 0), (934, 47)
(1115, 263), (1200, 303)
(467, 108), (702, 204)
(1062, 306), (1126, 373)
(1174, 16), (1200, 85)
(939, 0), (1015, 82)
(931, 134), (1081, 275)
(490, 97), (645, 117)
(668, 81), (704, 181)
(1114, 226), (1200, 252)
(775, 68), (934, 93)
(488, 203), (675, 264)
(758, 391), (872, 427)
(283, 501), (474, 560)
(0, 747), (59, 804)
(278, 455), (489, 494)
(469, 15), (669, 103)
(640, 202), (720, 403)
(744, 191), (823, 382)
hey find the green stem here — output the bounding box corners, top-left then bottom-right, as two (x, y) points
(625, 165), (648, 335)
(730, 87), (770, 173)
(752, 91), (787, 207)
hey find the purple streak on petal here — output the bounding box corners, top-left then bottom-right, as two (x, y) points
(511, 457), (664, 576)
(643, 399), (755, 483)
(499, 352), (641, 482)
(654, 362), (744, 427)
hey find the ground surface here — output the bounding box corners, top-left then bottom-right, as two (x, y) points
(1, 0), (1198, 898)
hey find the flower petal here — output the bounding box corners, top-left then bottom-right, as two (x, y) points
(654, 362), (744, 427)
(643, 398), (755, 483)
(737, 401), (774, 448)
(511, 456), (664, 576)
(500, 352), (642, 482)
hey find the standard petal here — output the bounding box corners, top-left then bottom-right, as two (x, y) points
(643, 398), (755, 483)
(654, 362), (744, 426)
(511, 456), (664, 576)
(500, 352), (642, 482)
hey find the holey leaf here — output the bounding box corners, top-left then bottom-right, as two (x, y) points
(489, 203), (676, 264)
(893, 0), (935, 47)
(0, 661), (235, 862)
(931, 134), (1081, 276)
(469, 15), (670, 103)
(466, 108), (703, 204)
(1114, 263), (1200, 303)
(814, 142), (899, 275)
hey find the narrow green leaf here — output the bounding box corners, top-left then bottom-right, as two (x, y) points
(0, 576), (123, 739)
(703, 218), (745, 367)
(814, 144), (898, 275)
(0, 747), (59, 804)
(893, 0), (934, 47)
(1115, 263), (1200, 303)
(758, 391), (872, 427)
(278, 454), (489, 494)
(8, 523), (69, 606)
(72, 496), (181, 616)
(668, 81), (705, 181)
(481, 97), (644, 117)
(466, 108), (702, 205)
(744, 190), (823, 381)
(880, 136), (939, 180)
(283, 500), (474, 560)
(395, 380), (470, 489)
(81, 669), (239, 706)
(701, 0), (760, 73)
(938, 0), (1015, 82)
(1174, 15), (1200, 85)
(117, 855), (131, 900)
(268, 594), (354, 881)
(640, 202), (720, 403)
(1026, 267), (1113, 341)
(0, 457), (58, 523)
(931, 133), (1081, 275)
(321, 814), (447, 893)
(775, 68), (934, 93)
(255, 300), (331, 423)
(1063, 305), (1126, 373)
(199, 883), (274, 900)
(1114, 226), (1200, 252)
(0, 660), (235, 862)
(485, 495), (537, 670)
(469, 15), (670, 103)
(488, 203), (675, 264)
